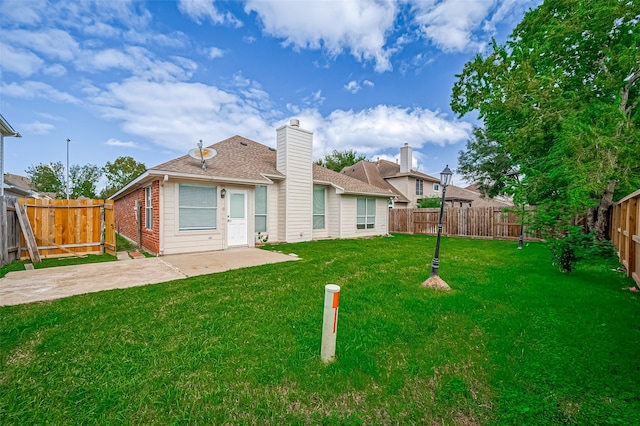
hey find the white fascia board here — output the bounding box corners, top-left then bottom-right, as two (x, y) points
(313, 179), (345, 194)
(109, 171), (151, 200)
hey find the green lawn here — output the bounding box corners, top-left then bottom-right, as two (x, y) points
(1, 234), (639, 425)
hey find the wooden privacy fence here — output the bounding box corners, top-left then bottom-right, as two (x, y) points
(1, 198), (116, 264)
(611, 189), (639, 287)
(0, 196), (21, 267)
(389, 207), (540, 240)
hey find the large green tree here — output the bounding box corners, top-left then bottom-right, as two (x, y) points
(100, 156), (146, 199)
(26, 162), (103, 199)
(316, 149), (367, 172)
(451, 0), (640, 238)
(26, 162), (66, 198)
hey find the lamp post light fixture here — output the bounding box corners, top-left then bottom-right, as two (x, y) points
(422, 165), (453, 290)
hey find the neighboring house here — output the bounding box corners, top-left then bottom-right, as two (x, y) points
(445, 185), (513, 208)
(342, 143), (514, 209)
(111, 120), (393, 255)
(341, 143), (441, 208)
(2, 173), (51, 199)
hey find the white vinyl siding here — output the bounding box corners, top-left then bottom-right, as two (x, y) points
(357, 197), (376, 229)
(145, 186), (153, 230)
(178, 184), (217, 231)
(255, 186), (267, 233)
(313, 186), (325, 230)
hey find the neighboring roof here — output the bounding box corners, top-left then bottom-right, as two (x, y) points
(4, 173), (32, 192)
(112, 135), (393, 200)
(313, 164), (393, 197)
(374, 159), (439, 182)
(340, 161), (410, 202)
(445, 185), (513, 207)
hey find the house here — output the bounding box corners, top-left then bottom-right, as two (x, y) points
(342, 143), (515, 209)
(1, 113), (22, 197)
(2, 173), (52, 199)
(111, 120), (393, 255)
(341, 143), (441, 208)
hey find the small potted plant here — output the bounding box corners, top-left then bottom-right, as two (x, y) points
(256, 232), (269, 246)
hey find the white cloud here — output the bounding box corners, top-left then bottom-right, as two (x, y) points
(3, 29), (79, 61)
(78, 46), (197, 82)
(43, 64), (67, 76)
(411, 0), (494, 52)
(27, 121), (56, 135)
(177, 0), (242, 27)
(344, 81), (361, 94)
(245, 0), (397, 72)
(91, 80), (275, 153)
(206, 46), (225, 59)
(2, 81), (81, 104)
(308, 105), (472, 159)
(410, 0), (540, 53)
(105, 138), (145, 149)
(0, 0), (46, 25)
(363, 80), (375, 88)
(0, 42), (44, 77)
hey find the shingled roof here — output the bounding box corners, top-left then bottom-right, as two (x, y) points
(313, 164), (393, 196)
(340, 161), (410, 202)
(151, 135), (282, 183)
(140, 135), (392, 197)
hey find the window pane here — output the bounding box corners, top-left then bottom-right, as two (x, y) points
(179, 184), (217, 230)
(179, 185), (217, 208)
(313, 215), (325, 230)
(230, 193), (245, 219)
(357, 197), (366, 215)
(313, 186), (325, 214)
(255, 186), (267, 214)
(255, 215), (267, 233)
(179, 208), (216, 230)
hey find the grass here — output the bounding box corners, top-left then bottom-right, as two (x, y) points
(0, 233), (150, 278)
(1, 234), (639, 424)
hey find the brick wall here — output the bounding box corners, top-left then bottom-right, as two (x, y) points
(114, 180), (161, 255)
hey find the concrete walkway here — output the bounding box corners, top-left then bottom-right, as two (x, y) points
(0, 248), (298, 306)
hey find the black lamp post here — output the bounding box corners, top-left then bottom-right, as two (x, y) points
(429, 165), (453, 278)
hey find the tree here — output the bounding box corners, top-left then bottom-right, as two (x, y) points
(26, 162), (66, 198)
(451, 0), (640, 239)
(316, 149), (367, 172)
(26, 162), (102, 199)
(100, 156), (146, 199)
(69, 164), (102, 199)
(417, 196), (441, 208)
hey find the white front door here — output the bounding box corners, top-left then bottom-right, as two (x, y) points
(227, 190), (247, 246)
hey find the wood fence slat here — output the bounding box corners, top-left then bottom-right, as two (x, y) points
(388, 207), (540, 242)
(11, 198), (116, 260)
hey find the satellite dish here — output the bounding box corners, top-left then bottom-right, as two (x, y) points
(188, 140), (217, 170)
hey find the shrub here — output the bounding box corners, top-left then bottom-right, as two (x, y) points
(417, 197), (441, 208)
(549, 226), (614, 272)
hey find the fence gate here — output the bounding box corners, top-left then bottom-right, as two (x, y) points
(7, 198), (117, 261)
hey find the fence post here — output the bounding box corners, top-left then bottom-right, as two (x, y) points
(0, 196), (7, 266)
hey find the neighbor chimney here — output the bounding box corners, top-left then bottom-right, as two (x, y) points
(400, 143), (412, 173)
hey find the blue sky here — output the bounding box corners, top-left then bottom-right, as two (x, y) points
(1, 0), (541, 187)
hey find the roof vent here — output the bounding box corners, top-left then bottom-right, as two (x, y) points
(240, 141), (247, 146)
(290, 118), (300, 127)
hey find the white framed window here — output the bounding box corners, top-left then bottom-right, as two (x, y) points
(357, 197), (376, 229)
(313, 185), (326, 230)
(255, 186), (267, 233)
(178, 184), (217, 231)
(416, 179), (423, 196)
(433, 183), (440, 192)
(145, 186), (153, 230)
